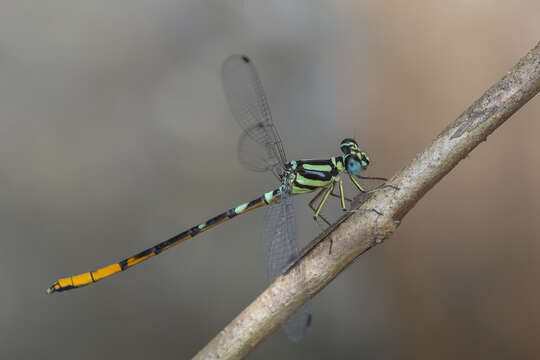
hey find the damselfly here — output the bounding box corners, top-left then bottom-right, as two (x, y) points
(47, 55), (388, 341)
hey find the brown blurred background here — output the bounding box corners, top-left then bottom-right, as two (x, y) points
(1, 1), (539, 359)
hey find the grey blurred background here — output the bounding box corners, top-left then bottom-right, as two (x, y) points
(1, 1), (539, 359)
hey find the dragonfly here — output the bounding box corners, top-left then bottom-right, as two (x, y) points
(47, 55), (388, 341)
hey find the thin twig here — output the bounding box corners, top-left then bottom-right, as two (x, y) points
(194, 41), (540, 360)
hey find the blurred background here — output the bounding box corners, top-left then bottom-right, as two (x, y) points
(1, 1), (539, 359)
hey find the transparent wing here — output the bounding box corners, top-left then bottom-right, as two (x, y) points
(237, 128), (276, 173)
(223, 54), (310, 340)
(222, 55), (287, 174)
(263, 194), (311, 341)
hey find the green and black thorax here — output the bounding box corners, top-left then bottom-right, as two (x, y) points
(280, 138), (371, 195)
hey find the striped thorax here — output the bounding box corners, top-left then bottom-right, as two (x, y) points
(281, 138), (370, 195)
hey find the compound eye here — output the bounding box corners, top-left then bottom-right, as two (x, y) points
(346, 157), (363, 175)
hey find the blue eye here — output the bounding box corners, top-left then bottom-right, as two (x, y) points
(346, 157), (363, 175)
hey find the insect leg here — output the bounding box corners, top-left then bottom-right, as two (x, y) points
(338, 178), (346, 211)
(349, 174), (366, 192)
(308, 188), (331, 226)
(313, 183), (334, 221)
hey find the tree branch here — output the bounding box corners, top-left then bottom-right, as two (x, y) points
(194, 41), (540, 360)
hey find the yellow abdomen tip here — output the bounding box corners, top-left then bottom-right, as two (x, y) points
(46, 283), (58, 294)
